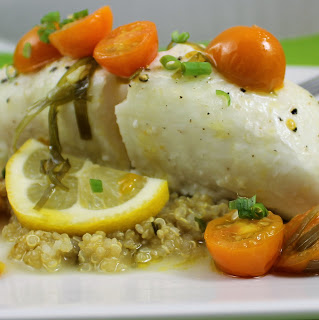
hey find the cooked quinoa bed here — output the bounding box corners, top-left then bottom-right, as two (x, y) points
(2, 193), (229, 272)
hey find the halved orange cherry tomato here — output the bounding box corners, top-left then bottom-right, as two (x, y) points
(276, 205), (319, 274)
(49, 6), (113, 59)
(93, 21), (158, 77)
(13, 26), (61, 73)
(204, 211), (284, 277)
(205, 25), (286, 92)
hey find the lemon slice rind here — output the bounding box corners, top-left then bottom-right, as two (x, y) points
(6, 139), (169, 235)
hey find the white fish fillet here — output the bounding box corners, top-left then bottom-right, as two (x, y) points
(116, 44), (319, 220)
(0, 57), (130, 170)
(1, 45), (319, 220)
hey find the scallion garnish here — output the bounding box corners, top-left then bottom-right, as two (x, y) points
(60, 9), (89, 27)
(216, 90), (231, 106)
(90, 179), (103, 193)
(167, 30), (190, 49)
(22, 42), (32, 59)
(160, 55), (212, 77)
(41, 11), (61, 24)
(73, 9), (89, 20)
(160, 55), (181, 70)
(38, 9), (89, 43)
(181, 62), (212, 76)
(38, 11), (61, 43)
(14, 57), (97, 209)
(171, 30), (190, 43)
(229, 195), (268, 220)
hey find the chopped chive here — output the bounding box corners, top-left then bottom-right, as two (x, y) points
(40, 11), (60, 24)
(90, 179), (103, 193)
(60, 18), (74, 26)
(216, 90), (231, 106)
(38, 26), (57, 43)
(194, 217), (207, 232)
(73, 9), (89, 20)
(22, 42), (32, 59)
(251, 203), (269, 220)
(160, 55), (181, 70)
(229, 195), (268, 220)
(1, 167), (5, 179)
(171, 30), (190, 43)
(181, 61), (212, 76)
(38, 9), (89, 43)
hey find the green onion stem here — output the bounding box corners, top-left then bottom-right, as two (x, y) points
(23, 43), (32, 59)
(284, 205), (319, 250)
(160, 55), (181, 70)
(73, 67), (97, 140)
(90, 178), (103, 193)
(33, 183), (56, 210)
(250, 203), (268, 219)
(73, 9), (89, 20)
(41, 11), (60, 24)
(216, 90), (231, 106)
(181, 62), (212, 76)
(13, 57), (96, 150)
(171, 31), (190, 43)
(295, 224), (319, 252)
(229, 195), (268, 220)
(13, 57), (97, 209)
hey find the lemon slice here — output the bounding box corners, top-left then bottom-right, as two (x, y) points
(6, 139), (169, 235)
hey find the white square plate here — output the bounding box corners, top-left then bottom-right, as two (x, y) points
(1, 66), (319, 320)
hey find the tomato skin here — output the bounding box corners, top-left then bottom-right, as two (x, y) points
(204, 211), (284, 277)
(276, 207), (319, 273)
(93, 21), (158, 78)
(14, 26), (61, 73)
(49, 6), (113, 59)
(205, 25), (286, 92)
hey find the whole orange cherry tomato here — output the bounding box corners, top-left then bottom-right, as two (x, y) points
(204, 211), (284, 277)
(49, 6), (113, 59)
(14, 26), (61, 73)
(276, 205), (319, 274)
(93, 21), (158, 78)
(205, 25), (286, 92)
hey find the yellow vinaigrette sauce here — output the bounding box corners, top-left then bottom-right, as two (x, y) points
(1, 191), (229, 273)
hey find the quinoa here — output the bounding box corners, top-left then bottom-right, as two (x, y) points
(2, 193), (229, 272)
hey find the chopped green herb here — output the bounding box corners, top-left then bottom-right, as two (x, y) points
(216, 90), (231, 106)
(22, 42), (32, 59)
(73, 9), (89, 20)
(160, 55), (181, 70)
(60, 9), (89, 27)
(181, 61), (212, 76)
(38, 25), (58, 44)
(1, 167), (5, 179)
(13, 57), (97, 209)
(90, 179), (103, 193)
(60, 18), (74, 27)
(171, 30), (190, 43)
(195, 217), (207, 232)
(229, 195), (268, 220)
(167, 30), (190, 49)
(40, 11), (60, 24)
(38, 9), (89, 43)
